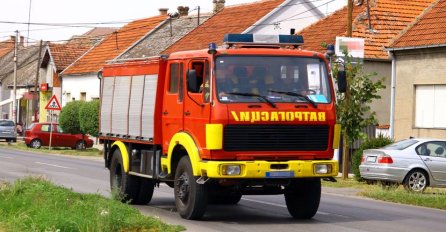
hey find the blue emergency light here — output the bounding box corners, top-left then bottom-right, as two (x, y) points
(223, 34), (304, 46)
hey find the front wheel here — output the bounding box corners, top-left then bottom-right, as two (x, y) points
(285, 178), (321, 219)
(110, 149), (154, 204)
(174, 156), (208, 220)
(404, 170), (428, 192)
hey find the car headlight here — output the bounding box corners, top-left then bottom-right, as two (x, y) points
(315, 164), (332, 174)
(221, 165), (241, 176)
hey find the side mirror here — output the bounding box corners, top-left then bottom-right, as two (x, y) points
(187, 69), (199, 92)
(337, 71), (347, 93)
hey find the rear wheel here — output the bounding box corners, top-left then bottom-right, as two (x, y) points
(30, 139), (42, 149)
(75, 140), (86, 150)
(285, 178), (321, 219)
(110, 149), (154, 204)
(174, 156), (208, 220)
(404, 169), (428, 192)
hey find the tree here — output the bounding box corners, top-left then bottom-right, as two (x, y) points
(333, 52), (386, 179)
(59, 101), (85, 134)
(79, 100), (100, 137)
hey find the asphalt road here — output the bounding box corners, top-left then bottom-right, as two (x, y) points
(1, 147), (446, 232)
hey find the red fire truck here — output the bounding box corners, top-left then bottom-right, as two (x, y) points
(99, 34), (346, 220)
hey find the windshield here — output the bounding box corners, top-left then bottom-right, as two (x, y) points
(215, 56), (332, 104)
(383, 139), (418, 150)
(0, 120), (14, 127)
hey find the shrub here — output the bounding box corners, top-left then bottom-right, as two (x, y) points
(353, 134), (394, 181)
(59, 101), (85, 134)
(79, 100), (100, 137)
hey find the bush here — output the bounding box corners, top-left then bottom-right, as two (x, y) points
(59, 101), (85, 134)
(79, 100), (100, 137)
(353, 134), (394, 181)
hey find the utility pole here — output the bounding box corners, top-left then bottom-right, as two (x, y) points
(33, 40), (43, 123)
(347, 0), (353, 37)
(197, 6), (200, 26)
(12, 30), (19, 124)
(342, 0), (354, 179)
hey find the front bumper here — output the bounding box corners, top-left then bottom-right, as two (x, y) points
(198, 160), (338, 179)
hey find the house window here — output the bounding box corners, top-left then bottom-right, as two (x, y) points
(415, 85), (446, 128)
(80, 92), (86, 101)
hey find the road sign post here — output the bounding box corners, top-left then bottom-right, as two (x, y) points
(45, 95), (62, 150)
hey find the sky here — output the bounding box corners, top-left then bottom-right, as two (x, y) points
(0, 0), (345, 44)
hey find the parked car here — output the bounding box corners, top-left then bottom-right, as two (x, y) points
(360, 138), (446, 192)
(24, 122), (93, 149)
(0, 119), (17, 143)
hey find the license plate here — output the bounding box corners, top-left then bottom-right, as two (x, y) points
(266, 171), (294, 178)
(366, 156), (377, 163)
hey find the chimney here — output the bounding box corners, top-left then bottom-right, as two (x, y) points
(10, 36), (16, 42)
(177, 6), (190, 16)
(159, 8), (169, 16)
(213, 0), (225, 13)
(20, 36), (24, 46)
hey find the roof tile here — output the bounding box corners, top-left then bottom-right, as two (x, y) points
(163, 0), (284, 54)
(298, 0), (436, 59)
(63, 16), (166, 75)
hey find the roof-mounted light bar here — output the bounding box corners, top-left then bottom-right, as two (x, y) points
(223, 34), (304, 47)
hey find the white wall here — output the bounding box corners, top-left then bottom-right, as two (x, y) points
(247, 0), (345, 35)
(62, 74), (100, 106)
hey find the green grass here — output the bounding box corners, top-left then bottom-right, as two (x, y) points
(323, 177), (446, 210)
(0, 177), (184, 232)
(0, 141), (102, 157)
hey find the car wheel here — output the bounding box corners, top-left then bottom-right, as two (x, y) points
(404, 169), (428, 192)
(75, 140), (86, 150)
(30, 139), (42, 149)
(174, 156), (208, 220)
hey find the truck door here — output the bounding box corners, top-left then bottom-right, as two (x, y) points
(162, 61), (185, 153)
(183, 59), (211, 151)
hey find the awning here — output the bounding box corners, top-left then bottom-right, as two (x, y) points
(0, 94), (24, 107)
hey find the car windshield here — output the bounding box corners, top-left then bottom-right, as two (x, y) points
(215, 56), (332, 104)
(383, 139), (418, 150)
(0, 121), (14, 127)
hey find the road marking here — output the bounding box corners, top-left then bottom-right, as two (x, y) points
(35, 162), (75, 170)
(0, 155), (13, 159)
(241, 197), (349, 218)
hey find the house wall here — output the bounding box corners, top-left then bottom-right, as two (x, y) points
(247, 0), (344, 35)
(393, 47), (446, 140)
(362, 60), (392, 126)
(62, 74), (100, 106)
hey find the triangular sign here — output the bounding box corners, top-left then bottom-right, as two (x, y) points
(45, 95), (62, 111)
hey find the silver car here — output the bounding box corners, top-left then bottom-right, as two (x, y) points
(359, 138), (446, 192)
(0, 119), (17, 143)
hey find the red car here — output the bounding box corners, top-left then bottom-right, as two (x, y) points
(24, 123), (93, 149)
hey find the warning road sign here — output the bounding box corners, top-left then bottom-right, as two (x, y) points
(45, 95), (62, 110)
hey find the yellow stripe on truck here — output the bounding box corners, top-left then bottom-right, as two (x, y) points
(166, 132), (202, 176)
(111, 141), (129, 173)
(333, 124), (341, 149)
(206, 124), (223, 150)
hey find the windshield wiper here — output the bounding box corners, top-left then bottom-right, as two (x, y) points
(227, 92), (277, 108)
(268, 90), (317, 108)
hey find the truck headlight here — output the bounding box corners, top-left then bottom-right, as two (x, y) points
(315, 164), (332, 174)
(221, 165), (241, 176)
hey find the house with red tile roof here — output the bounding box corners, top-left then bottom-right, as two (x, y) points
(60, 15), (167, 106)
(387, 0), (446, 140)
(297, 0), (437, 131)
(0, 36), (16, 59)
(163, 0), (345, 54)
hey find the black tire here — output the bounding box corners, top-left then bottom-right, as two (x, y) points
(110, 149), (154, 204)
(75, 140), (86, 150)
(30, 139), (42, 149)
(285, 178), (321, 219)
(174, 156), (208, 220)
(404, 169), (429, 192)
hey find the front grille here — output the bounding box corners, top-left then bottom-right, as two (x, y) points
(223, 124), (329, 151)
